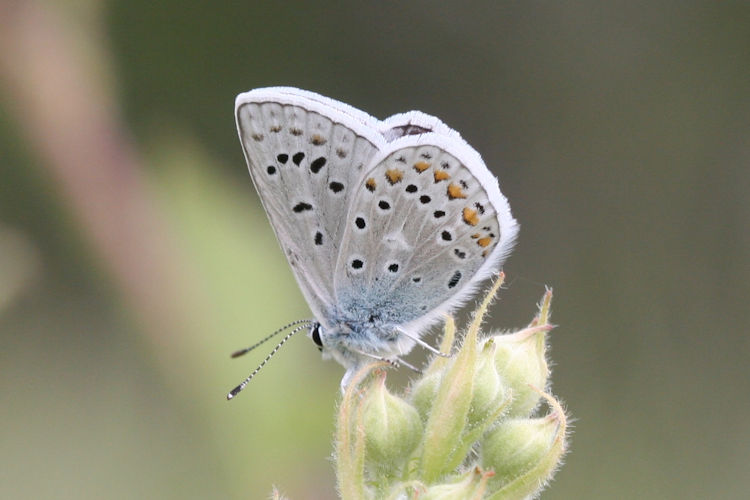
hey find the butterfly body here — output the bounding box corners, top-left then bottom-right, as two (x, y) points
(235, 87), (518, 387)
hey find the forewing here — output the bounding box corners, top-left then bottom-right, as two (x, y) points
(235, 89), (384, 321)
(333, 133), (518, 331)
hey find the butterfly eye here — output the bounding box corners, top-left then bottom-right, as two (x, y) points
(311, 323), (323, 351)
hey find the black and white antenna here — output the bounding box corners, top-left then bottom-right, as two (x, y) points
(227, 320), (313, 400)
(229, 319), (313, 358)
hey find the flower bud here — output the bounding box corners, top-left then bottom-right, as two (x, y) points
(467, 338), (506, 426)
(409, 368), (442, 420)
(361, 370), (423, 472)
(419, 318), (478, 482)
(420, 467), (493, 500)
(481, 395), (567, 498)
(493, 324), (551, 416)
(409, 315), (457, 419)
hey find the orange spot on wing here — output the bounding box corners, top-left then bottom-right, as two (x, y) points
(477, 237), (492, 248)
(365, 178), (377, 192)
(311, 134), (327, 145)
(433, 170), (450, 182)
(471, 233), (480, 239)
(414, 161), (431, 173)
(462, 207), (480, 226)
(385, 168), (404, 184)
(447, 183), (467, 199)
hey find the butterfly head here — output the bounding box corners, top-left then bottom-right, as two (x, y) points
(307, 321), (358, 370)
(307, 321), (357, 360)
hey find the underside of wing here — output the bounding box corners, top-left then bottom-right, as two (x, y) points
(333, 133), (518, 333)
(235, 89), (385, 320)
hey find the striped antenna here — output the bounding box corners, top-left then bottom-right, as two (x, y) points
(226, 323), (310, 400)
(230, 319), (312, 358)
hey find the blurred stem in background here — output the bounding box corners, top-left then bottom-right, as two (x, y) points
(0, 0), (193, 357)
(0, 4), (338, 497)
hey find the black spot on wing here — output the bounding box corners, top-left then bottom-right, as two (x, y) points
(293, 202), (313, 213)
(310, 157), (327, 173)
(448, 270), (462, 288)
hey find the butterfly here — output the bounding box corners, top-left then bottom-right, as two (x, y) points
(229, 87), (518, 398)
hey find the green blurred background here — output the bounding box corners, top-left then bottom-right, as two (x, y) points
(1, 1), (748, 498)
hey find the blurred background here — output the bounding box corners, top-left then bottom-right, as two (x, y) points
(1, 1), (748, 498)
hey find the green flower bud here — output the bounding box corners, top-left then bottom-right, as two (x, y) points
(468, 338), (506, 427)
(409, 314), (457, 420)
(361, 370), (423, 473)
(481, 392), (567, 499)
(493, 324), (551, 416)
(409, 368), (442, 420)
(419, 316), (479, 482)
(421, 467), (494, 500)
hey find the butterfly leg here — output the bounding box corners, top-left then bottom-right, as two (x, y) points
(351, 348), (423, 372)
(396, 327), (454, 358)
(340, 353), (423, 392)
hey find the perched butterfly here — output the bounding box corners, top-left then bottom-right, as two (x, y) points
(228, 87), (518, 398)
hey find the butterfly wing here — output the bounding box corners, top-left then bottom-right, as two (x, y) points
(235, 88), (387, 321)
(333, 126), (518, 338)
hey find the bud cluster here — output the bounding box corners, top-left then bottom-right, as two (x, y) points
(333, 274), (568, 499)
